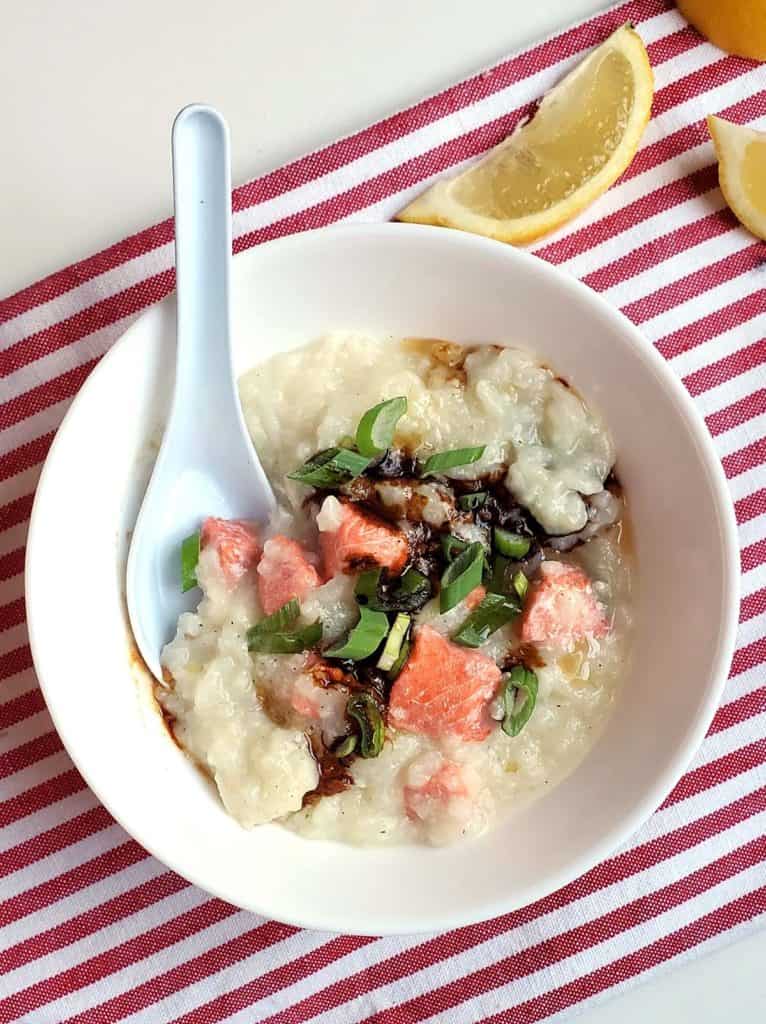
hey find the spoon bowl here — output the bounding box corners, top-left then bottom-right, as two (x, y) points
(126, 105), (275, 680)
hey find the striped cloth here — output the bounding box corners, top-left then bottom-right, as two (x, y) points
(1, 0), (765, 1020)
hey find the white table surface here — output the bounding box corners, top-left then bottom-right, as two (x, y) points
(1, 1), (764, 1019)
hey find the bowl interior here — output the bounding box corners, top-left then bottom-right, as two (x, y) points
(26, 223), (738, 934)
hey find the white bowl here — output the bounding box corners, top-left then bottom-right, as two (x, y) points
(26, 223), (739, 935)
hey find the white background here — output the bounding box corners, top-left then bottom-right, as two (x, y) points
(1, 1), (765, 1019)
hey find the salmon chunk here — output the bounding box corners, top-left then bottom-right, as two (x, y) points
(521, 560), (609, 649)
(256, 535), (322, 615)
(403, 756), (469, 822)
(200, 518), (261, 587)
(388, 625), (501, 741)
(318, 497), (409, 578)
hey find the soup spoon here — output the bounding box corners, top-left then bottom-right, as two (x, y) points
(127, 105), (275, 681)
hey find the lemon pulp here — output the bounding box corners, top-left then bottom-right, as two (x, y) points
(455, 50), (635, 218)
(742, 139), (766, 211)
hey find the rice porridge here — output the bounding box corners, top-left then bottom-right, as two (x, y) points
(158, 334), (633, 846)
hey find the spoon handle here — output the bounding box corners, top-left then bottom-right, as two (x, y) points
(170, 105), (237, 438)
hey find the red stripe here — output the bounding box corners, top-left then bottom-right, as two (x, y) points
(0, 493), (33, 533)
(707, 390), (766, 438)
(0, 433), (53, 485)
(663, 738), (766, 808)
(0, 729), (63, 779)
(736, 488), (766, 525)
(480, 884), (766, 1024)
(622, 243), (765, 326)
(0, 840), (146, 929)
(684, 337), (766, 398)
(712, 696), (766, 741)
(0, 767), (85, 829)
(741, 587), (766, 624)
(361, 840), (766, 1024)
(731, 636), (766, 680)
(244, 809), (766, 1024)
(0, 871), (188, 976)
(0, 805), (114, 881)
(0, 645), (33, 682)
(0, 687), (44, 730)
(583, 206), (739, 293)
(742, 538), (766, 574)
(71, 788), (766, 1024)
(661, 289), (764, 363)
(0, 546), (25, 583)
(0, 358), (99, 432)
(723, 437), (766, 480)
(0, 597), (26, 631)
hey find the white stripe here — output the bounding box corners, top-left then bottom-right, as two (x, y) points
(729, 465), (766, 505)
(669, 304), (765, 379)
(0, 624), (29, 659)
(0, 524), (31, 558)
(643, 268), (763, 347)
(715, 413), (766, 460)
(687, 711), (766, 773)
(0, 788), (102, 862)
(0, 714), (57, 764)
(695, 364), (766, 421)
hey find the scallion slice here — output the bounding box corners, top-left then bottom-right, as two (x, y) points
(439, 541), (484, 612)
(355, 567), (431, 613)
(334, 734), (358, 758)
(247, 619), (322, 654)
(452, 593), (519, 648)
(287, 447), (370, 488)
(493, 528), (532, 559)
(501, 666), (539, 737)
(457, 491), (487, 511)
(377, 613), (411, 671)
(346, 692), (384, 758)
(325, 605), (390, 660)
(387, 632), (411, 680)
(512, 571), (529, 600)
(355, 396), (407, 458)
(421, 445), (486, 477)
(488, 554), (510, 595)
(181, 530), (201, 592)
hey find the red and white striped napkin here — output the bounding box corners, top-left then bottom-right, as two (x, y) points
(1, 0), (765, 1020)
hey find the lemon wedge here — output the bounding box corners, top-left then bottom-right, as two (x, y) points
(677, 0), (766, 62)
(708, 115), (766, 241)
(397, 25), (654, 244)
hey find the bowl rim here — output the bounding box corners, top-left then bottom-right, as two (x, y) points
(24, 221), (740, 933)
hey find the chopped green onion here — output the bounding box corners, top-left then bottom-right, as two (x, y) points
(440, 541), (484, 612)
(387, 632), (411, 680)
(338, 435), (357, 450)
(247, 619), (322, 654)
(252, 598), (301, 634)
(421, 446), (486, 477)
(377, 613), (411, 671)
(452, 593), (519, 648)
(355, 567), (431, 613)
(181, 530), (201, 592)
(458, 491), (487, 511)
(501, 666), (539, 737)
(325, 605), (390, 660)
(346, 692), (384, 758)
(354, 568), (382, 605)
(287, 447), (370, 488)
(355, 397), (407, 458)
(512, 571), (529, 600)
(488, 554), (511, 595)
(441, 533), (471, 562)
(334, 734), (358, 758)
(493, 528), (532, 559)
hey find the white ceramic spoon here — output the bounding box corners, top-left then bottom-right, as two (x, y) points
(127, 105), (275, 681)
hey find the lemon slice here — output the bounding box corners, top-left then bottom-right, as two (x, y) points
(397, 25), (654, 245)
(708, 115), (766, 242)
